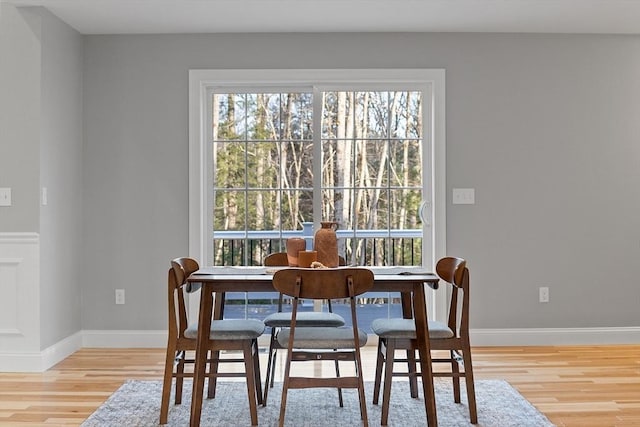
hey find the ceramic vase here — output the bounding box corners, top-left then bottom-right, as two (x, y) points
(286, 238), (306, 266)
(314, 221), (339, 267)
(297, 250), (318, 268)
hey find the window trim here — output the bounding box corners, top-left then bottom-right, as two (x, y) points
(188, 69), (447, 320)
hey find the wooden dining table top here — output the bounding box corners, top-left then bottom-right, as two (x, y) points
(187, 265), (440, 291)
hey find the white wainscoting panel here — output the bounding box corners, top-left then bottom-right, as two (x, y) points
(0, 233), (41, 370)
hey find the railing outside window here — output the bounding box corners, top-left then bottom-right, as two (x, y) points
(212, 227), (423, 267)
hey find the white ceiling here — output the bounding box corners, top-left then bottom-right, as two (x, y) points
(5, 0), (640, 35)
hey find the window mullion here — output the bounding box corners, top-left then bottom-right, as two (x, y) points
(312, 86), (323, 230)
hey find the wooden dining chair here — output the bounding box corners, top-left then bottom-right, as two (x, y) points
(371, 256), (478, 425)
(160, 257), (265, 426)
(273, 267), (373, 427)
(261, 252), (347, 406)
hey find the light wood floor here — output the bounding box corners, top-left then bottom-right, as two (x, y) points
(0, 345), (639, 426)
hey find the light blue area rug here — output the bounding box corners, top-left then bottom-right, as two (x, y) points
(81, 379), (555, 426)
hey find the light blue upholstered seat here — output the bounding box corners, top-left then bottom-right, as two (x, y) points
(185, 319), (265, 341)
(370, 318), (454, 340)
(277, 326), (368, 349)
(264, 311), (345, 328)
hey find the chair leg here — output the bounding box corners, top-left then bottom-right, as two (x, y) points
(175, 353), (185, 405)
(451, 349), (461, 403)
(381, 338), (396, 426)
(334, 353), (344, 407)
(252, 339), (264, 406)
(208, 349), (219, 399)
(372, 339), (385, 405)
(269, 349), (277, 387)
(279, 343), (294, 427)
(407, 347), (418, 398)
(243, 341), (259, 426)
(160, 344), (177, 425)
(355, 345), (369, 426)
(462, 348), (478, 424)
(263, 329), (277, 406)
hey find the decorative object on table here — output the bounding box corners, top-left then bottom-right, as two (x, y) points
(314, 221), (339, 267)
(286, 238), (306, 266)
(82, 379), (556, 427)
(297, 250), (318, 268)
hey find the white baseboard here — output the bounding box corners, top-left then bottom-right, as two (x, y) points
(0, 331), (82, 372)
(470, 326), (640, 346)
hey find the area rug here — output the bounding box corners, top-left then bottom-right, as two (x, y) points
(81, 379), (554, 427)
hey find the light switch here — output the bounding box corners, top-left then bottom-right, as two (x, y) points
(0, 188), (11, 206)
(452, 188), (475, 205)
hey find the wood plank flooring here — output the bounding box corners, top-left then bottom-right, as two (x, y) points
(1, 345), (639, 426)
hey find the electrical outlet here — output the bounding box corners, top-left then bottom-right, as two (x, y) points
(539, 287), (549, 303)
(452, 188), (475, 205)
(115, 289), (125, 305)
(0, 188), (11, 206)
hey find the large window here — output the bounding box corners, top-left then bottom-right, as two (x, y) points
(210, 89), (425, 267)
(189, 69), (447, 321)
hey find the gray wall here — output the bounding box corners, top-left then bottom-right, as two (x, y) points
(82, 33), (640, 331)
(37, 8), (84, 348)
(0, 4), (84, 350)
(0, 3), (40, 231)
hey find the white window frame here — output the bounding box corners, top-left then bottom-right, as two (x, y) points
(188, 68), (447, 320)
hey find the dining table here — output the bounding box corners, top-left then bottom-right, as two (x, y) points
(186, 265), (440, 427)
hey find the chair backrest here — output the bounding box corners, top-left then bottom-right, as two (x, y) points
(171, 257), (200, 286)
(435, 256), (470, 337)
(264, 252), (289, 266)
(272, 267), (374, 300)
(264, 252), (348, 313)
(168, 257), (200, 339)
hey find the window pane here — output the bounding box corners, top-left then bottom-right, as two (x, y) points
(282, 190), (313, 228)
(283, 140), (313, 190)
(288, 93), (314, 141)
(246, 141), (278, 189)
(213, 189), (247, 231)
(363, 91), (390, 139)
(390, 91), (422, 139)
(355, 139), (388, 188)
(389, 189), (422, 229)
(214, 93), (247, 140)
(247, 93), (277, 141)
(213, 141), (246, 189)
(389, 139), (422, 188)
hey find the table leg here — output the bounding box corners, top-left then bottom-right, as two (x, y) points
(207, 293), (225, 398)
(413, 283), (438, 427)
(190, 286), (213, 427)
(400, 292), (418, 398)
